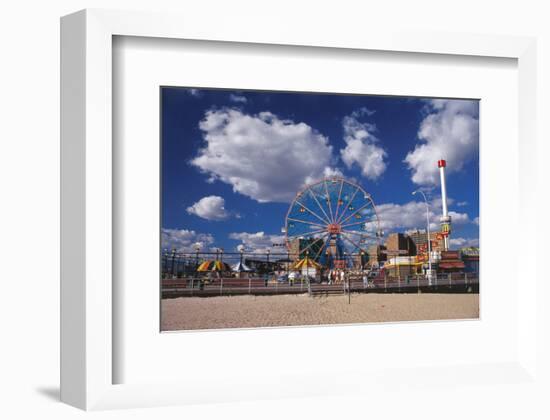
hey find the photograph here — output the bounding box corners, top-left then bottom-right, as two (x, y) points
(160, 87), (480, 331)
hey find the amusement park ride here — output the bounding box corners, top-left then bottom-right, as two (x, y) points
(283, 159), (455, 271)
(283, 178), (383, 269)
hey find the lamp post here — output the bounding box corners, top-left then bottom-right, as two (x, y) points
(412, 190), (434, 286)
(193, 245), (201, 289)
(344, 250), (350, 304)
(265, 249), (270, 286)
(194, 245), (200, 267)
(162, 248), (168, 278)
(170, 248), (176, 278)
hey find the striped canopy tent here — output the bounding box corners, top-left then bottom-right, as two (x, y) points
(291, 256), (322, 271)
(197, 260), (232, 272)
(232, 261), (252, 272)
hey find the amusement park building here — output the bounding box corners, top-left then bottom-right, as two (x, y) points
(385, 233), (416, 256)
(460, 248), (479, 273)
(367, 244), (387, 266)
(407, 229), (446, 253)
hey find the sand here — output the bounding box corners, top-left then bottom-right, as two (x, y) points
(161, 293), (479, 331)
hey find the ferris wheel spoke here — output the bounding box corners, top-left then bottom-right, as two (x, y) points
(339, 201), (373, 226)
(300, 233), (329, 256)
(335, 186), (361, 224)
(286, 217), (326, 229)
(340, 219), (370, 229)
(312, 236), (330, 262)
(323, 180), (335, 222)
(340, 229), (378, 241)
(294, 198), (331, 226)
(286, 228), (328, 240)
(340, 232), (366, 253)
(333, 179), (345, 221)
(339, 235), (361, 254)
(306, 188), (332, 225)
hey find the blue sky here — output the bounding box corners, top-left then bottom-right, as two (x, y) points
(161, 87), (479, 254)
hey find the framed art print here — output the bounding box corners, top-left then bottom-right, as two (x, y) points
(159, 86), (480, 332)
(61, 9), (544, 412)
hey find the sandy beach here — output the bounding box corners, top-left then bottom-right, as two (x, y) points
(161, 293), (479, 331)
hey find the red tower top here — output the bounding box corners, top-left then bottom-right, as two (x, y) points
(438, 159), (446, 168)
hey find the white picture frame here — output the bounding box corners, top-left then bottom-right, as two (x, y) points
(61, 8), (542, 411)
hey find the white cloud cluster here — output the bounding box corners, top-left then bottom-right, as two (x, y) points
(304, 166), (345, 185)
(229, 93), (247, 103)
(229, 231), (285, 254)
(188, 88), (202, 97)
(161, 228), (215, 252)
(448, 210), (470, 225)
(405, 99), (479, 185)
(186, 195), (231, 221)
(376, 200), (471, 232)
(340, 109), (387, 180)
(449, 237), (479, 248)
(191, 109), (335, 203)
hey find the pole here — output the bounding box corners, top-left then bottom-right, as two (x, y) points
(170, 249), (176, 278)
(413, 190), (433, 286)
(348, 273), (351, 304)
(438, 159), (451, 251)
(162, 249), (168, 278)
(195, 247), (200, 274)
(266, 250), (270, 287)
(240, 249), (244, 279)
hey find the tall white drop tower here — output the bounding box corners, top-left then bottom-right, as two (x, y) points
(438, 159), (451, 251)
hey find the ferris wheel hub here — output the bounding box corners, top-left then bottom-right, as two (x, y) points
(327, 223), (342, 234)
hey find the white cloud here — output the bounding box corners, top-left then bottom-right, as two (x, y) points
(186, 195), (231, 221)
(161, 228), (215, 252)
(473, 216), (479, 225)
(191, 108), (335, 203)
(188, 88), (203, 97)
(353, 107), (376, 117)
(229, 93), (247, 103)
(340, 110), (387, 180)
(449, 237), (479, 248)
(229, 231), (285, 254)
(376, 199), (471, 233)
(405, 99), (479, 185)
(448, 211), (470, 225)
(304, 166), (345, 185)
(377, 201), (435, 232)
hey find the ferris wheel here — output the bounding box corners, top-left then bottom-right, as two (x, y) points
(284, 178), (382, 268)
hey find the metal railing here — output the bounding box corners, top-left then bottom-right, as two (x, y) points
(162, 272), (479, 298)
